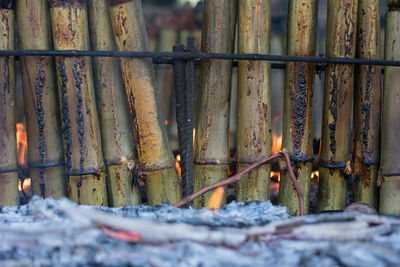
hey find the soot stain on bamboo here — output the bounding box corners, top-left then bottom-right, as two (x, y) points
(58, 58), (72, 177)
(290, 62), (308, 159)
(361, 66), (373, 161)
(2, 57), (9, 105)
(72, 58), (85, 198)
(344, 3), (355, 57)
(48, 0), (86, 8)
(35, 57), (47, 197)
(328, 65), (338, 159)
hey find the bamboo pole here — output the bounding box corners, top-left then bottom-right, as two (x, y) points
(110, 0), (181, 205)
(193, 0), (237, 208)
(16, 0), (66, 199)
(236, 0), (271, 202)
(0, 1), (18, 206)
(88, 0), (139, 207)
(317, 0), (358, 212)
(380, 0), (400, 215)
(352, 0), (380, 209)
(279, 0), (317, 215)
(49, 0), (107, 206)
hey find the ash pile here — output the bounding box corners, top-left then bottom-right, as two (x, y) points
(1, 197), (400, 266)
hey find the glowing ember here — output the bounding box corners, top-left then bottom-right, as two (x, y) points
(175, 154), (181, 176)
(193, 128), (195, 146)
(272, 134), (282, 155)
(312, 171), (319, 180)
(207, 186), (224, 210)
(18, 178), (31, 192)
(164, 120), (170, 126)
(270, 171), (280, 182)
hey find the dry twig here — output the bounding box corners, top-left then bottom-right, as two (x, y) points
(173, 150), (305, 216)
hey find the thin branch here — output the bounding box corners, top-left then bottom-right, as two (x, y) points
(173, 150), (304, 216)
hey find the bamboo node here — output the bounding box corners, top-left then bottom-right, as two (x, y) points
(120, 156), (135, 171)
(377, 172), (384, 187)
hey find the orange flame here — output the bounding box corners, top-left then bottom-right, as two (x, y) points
(16, 123), (31, 193)
(164, 120), (170, 126)
(175, 154), (181, 176)
(16, 123), (28, 166)
(207, 186), (224, 210)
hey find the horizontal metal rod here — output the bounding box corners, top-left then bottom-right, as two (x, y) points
(1, 49), (400, 67)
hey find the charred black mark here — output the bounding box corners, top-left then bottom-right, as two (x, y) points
(2, 57), (9, 105)
(72, 59), (85, 175)
(58, 58), (72, 179)
(361, 65), (374, 161)
(329, 66), (338, 157)
(36, 57), (47, 197)
(291, 62), (308, 158)
(344, 4), (355, 57)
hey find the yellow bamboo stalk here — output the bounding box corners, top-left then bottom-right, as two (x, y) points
(88, 0), (140, 207)
(193, 0), (237, 208)
(352, 0), (380, 209)
(49, 0), (107, 206)
(318, 0), (358, 211)
(110, 0), (181, 205)
(0, 3), (18, 205)
(236, 0), (271, 202)
(16, 0), (66, 199)
(380, 0), (400, 215)
(279, 0), (317, 215)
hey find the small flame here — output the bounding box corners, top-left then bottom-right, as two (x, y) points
(16, 123), (28, 166)
(207, 186), (224, 210)
(16, 123), (31, 193)
(193, 128), (196, 146)
(312, 171), (319, 180)
(164, 120), (170, 126)
(175, 154), (181, 176)
(272, 134), (282, 155)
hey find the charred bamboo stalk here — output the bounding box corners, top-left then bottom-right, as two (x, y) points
(88, 0), (139, 207)
(236, 0), (271, 202)
(352, 0), (380, 209)
(16, 0), (66, 199)
(0, 1), (18, 206)
(380, 0), (400, 215)
(279, 0), (317, 215)
(193, 0), (237, 208)
(49, 0), (107, 206)
(318, 0), (358, 211)
(110, 0), (181, 205)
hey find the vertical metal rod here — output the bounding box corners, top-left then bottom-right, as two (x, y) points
(184, 37), (195, 197)
(173, 44), (188, 196)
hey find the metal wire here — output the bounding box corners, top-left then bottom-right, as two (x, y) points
(1, 49), (399, 67)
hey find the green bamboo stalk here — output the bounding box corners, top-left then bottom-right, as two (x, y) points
(0, 2), (18, 206)
(49, 0), (107, 206)
(318, 0), (358, 212)
(193, 0), (237, 208)
(16, 0), (66, 199)
(88, 0), (140, 207)
(380, 0), (400, 215)
(236, 0), (271, 202)
(279, 0), (317, 215)
(110, 0), (181, 205)
(352, 0), (380, 209)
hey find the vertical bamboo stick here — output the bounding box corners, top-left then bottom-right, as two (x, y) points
(110, 0), (181, 205)
(0, 1), (18, 206)
(279, 0), (317, 215)
(380, 0), (400, 215)
(49, 0), (107, 206)
(318, 0), (358, 212)
(193, 0), (237, 208)
(16, 0), (66, 199)
(352, 0), (380, 209)
(236, 0), (271, 202)
(88, 0), (140, 207)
